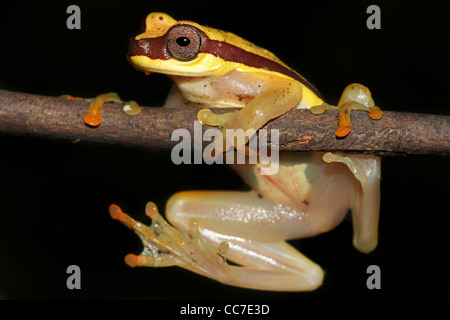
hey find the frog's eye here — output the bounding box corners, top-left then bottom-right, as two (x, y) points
(166, 25), (202, 61)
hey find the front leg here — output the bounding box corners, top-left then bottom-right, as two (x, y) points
(197, 75), (302, 152)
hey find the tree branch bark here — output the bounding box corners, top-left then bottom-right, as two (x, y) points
(0, 89), (449, 156)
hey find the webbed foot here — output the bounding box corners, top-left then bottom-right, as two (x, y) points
(109, 202), (232, 280)
(61, 92), (141, 126)
(310, 83), (383, 137)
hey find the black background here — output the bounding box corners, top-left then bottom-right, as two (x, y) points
(0, 0), (449, 299)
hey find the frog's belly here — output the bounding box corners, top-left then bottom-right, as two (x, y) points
(171, 72), (324, 109)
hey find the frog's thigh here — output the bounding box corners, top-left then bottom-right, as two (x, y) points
(166, 190), (321, 242)
(165, 191), (323, 291)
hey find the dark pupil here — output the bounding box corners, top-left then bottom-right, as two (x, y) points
(176, 37), (190, 47)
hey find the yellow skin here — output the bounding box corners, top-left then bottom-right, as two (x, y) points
(100, 13), (383, 291)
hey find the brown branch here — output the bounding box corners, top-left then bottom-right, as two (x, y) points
(0, 89), (449, 156)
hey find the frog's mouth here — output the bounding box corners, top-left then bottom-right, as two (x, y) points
(127, 52), (228, 78)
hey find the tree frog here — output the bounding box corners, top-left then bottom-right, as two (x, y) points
(106, 12), (383, 291)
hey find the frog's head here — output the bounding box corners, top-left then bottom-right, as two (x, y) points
(128, 12), (288, 78)
(127, 12), (228, 77)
